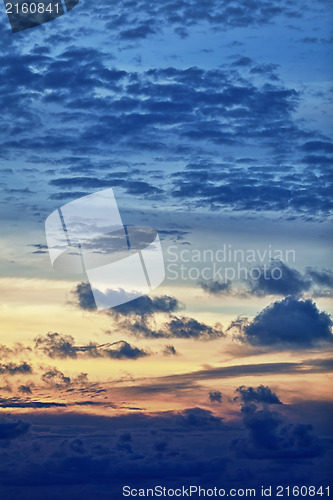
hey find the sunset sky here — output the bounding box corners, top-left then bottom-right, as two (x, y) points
(0, 0), (332, 498)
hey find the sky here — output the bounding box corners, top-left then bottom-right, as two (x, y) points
(0, 0), (333, 498)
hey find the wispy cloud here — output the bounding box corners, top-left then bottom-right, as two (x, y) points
(34, 333), (150, 360)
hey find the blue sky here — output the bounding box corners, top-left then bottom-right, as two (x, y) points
(0, 0), (333, 498)
(1, 0), (332, 279)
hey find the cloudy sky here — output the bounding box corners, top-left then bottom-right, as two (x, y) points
(0, 0), (332, 498)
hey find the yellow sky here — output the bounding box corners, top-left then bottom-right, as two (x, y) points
(1, 277), (332, 418)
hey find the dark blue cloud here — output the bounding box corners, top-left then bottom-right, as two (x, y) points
(235, 385), (282, 405)
(232, 296), (333, 348)
(199, 263), (333, 298)
(248, 261), (312, 296)
(234, 402), (324, 459)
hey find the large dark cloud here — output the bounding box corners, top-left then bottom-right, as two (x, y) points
(34, 332), (149, 360)
(230, 296), (333, 348)
(235, 406), (324, 459)
(235, 385), (282, 405)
